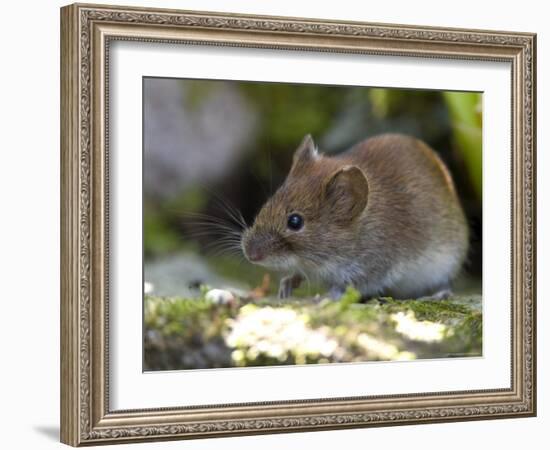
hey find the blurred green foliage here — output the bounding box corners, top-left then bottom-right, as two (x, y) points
(144, 187), (208, 258)
(143, 210), (181, 257)
(241, 83), (344, 145)
(143, 81), (484, 371)
(145, 82), (483, 264)
(443, 92), (483, 200)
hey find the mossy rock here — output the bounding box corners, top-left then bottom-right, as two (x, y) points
(144, 289), (482, 371)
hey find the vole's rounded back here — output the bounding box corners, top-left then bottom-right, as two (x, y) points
(241, 133), (469, 299)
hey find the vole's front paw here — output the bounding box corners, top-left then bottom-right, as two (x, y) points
(419, 287), (453, 301)
(431, 288), (453, 300)
(278, 278), (292, 299)
(327, 286), (345, 301)
(278, 274), (303, 299)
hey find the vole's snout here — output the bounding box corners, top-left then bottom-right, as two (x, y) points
(242, 231), (275, 264)
(242, 235), (267, 262)
(246, 244), (265, 262)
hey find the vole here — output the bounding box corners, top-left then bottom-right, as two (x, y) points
(241, 134), (469, 300)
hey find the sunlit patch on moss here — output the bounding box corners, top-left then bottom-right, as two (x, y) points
(144, 292), (482, 370)
(391, 311), (449, 343)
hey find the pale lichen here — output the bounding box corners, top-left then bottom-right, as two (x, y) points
(144, 290), (482, 370)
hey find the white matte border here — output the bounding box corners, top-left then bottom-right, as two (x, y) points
(110, 41), (511, 410)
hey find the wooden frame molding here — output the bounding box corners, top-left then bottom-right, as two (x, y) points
(60, 3), (536, 446)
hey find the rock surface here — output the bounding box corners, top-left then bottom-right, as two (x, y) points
(144, 289), (482, 371)
(144, 253), (248, 298)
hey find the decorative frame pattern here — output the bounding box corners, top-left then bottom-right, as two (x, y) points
(60, 3), (536, 446)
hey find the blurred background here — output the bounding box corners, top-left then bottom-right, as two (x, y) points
(143, 77), (482, 298)
(143, 77), (483, 371)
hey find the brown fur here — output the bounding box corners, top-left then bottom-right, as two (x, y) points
(241, 134), (469, 299)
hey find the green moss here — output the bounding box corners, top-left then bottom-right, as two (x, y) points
(339, 286), (363, 308)
(144, 292), (482, 370)
(383, 298), (472, 323)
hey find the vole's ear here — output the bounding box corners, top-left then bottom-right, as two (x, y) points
(291, 134), (318, 172)
(324, 165), (369, 220)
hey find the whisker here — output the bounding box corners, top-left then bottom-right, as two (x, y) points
(206, 243), (245, 258)
(184, 227), (242, 239)
(183, 210), (242, 227)
(204, 240), (243, 249)
(161, 186), (252, 262)
(179, 184), (248, 231)
(212, 197), (247, 230)
(183, 216), (243, 236)
(202, 237), (243, 249)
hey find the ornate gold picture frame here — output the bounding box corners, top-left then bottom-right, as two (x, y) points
(60, 3), (536, 446)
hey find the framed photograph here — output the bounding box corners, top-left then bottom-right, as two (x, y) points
(60, 3), (536, 446)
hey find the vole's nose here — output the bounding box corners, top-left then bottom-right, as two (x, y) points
(247, 246), (265, 262)
(243, 231), (271, 263)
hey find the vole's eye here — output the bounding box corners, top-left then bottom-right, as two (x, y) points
(287, 213), (304, 231)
